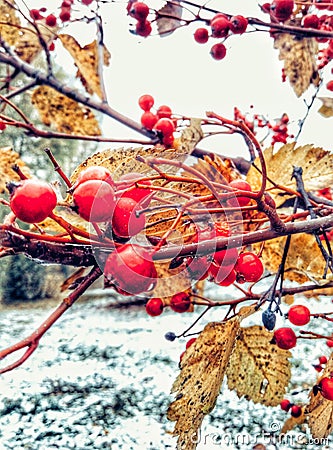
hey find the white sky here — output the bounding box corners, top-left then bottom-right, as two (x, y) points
(17, 1), (333, 158)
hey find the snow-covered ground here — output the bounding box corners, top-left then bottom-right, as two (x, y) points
(0, 290), (332, 450)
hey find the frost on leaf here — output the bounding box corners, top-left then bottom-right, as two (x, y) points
(306, 352), (333, 439)
(156, 0), (182, 36)
(59, 35), (111, 99)
(167, 317), (244, 450)
(273, 33), (319, 97)
(31, 86), (101, 136)
(226, 325), (291, 406)
(246, 143), (333, 207)
(257, 234), (333, 284)
(0, 0), (21, 46)
(318, 97), (333, 118)
(0, 147), (30, 193)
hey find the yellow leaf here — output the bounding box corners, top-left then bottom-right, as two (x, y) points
(246, 143), (333, 207)
(14, 21), (57, 63)
(0, 0), (21, 46)
(69, 119), (203, 184)
(59, 34), (111, 99)
(226, 325), (291, 406)
(273, 33), (320, 97)
(318, 97), (333, 118)
(31, 86), (101, 136)
(258, 234), (333, 284)
(156, 0), (182, 36)
(305, 352), (333, 439)
(167, 315), (248, 450)
(0, 147), (30, 194)
(152, 261), (193, 306)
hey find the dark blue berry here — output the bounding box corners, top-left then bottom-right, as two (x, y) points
(165, 331), (176, 341)
(262, 308), (276, 331)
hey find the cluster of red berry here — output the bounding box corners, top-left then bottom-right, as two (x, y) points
(127, 1), (152, 37)
(194, 13), (248, 61)
(314, 354), (328, 372)
(280, 399), (302, 418)
(138, 94), (175, 147)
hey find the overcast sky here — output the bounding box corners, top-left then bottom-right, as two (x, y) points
(18, 1), (333, 158)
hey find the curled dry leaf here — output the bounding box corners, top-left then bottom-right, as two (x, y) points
(0, 0), (21, 46)
(318, 97), (333, 118)
(59, 35), (111, 99)
(0, 147), (30, 194)
(246, 143), (333, 207)
(31, 86), (101, 136)
(257, 234), (333, 284)
(280, 407), (306, 434)
(305, 352), (333, 439)
(156, 0), (182, 36)
(226, 325), (291, 406)
(167, 319), (241, 450)
(273, 33), (319, 97)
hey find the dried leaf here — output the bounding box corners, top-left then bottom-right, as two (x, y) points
(306, 352), (333, 439)
(0, 147), (30, 193)
(0, 0), (21, 46)
(258, 234), (333, 284)
(167, 319), (240, 450)
(59, 34), (111, 99)
(153, 261), (193, 305)
(69, 119), (203, 184)
(31, 86), (101, 136)
(246, 143), (333, 207)
(156, 0), (182, 36)
(318, 97), (333, 118)
(14, 21), (57, 63)
(273, 33), (319, 97)
(226, 325), (291, 406)
(281, 408), (306, 434)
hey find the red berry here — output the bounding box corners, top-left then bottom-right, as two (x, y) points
(235, 252), (264, 283)
(146, 297), (164, 316)
(117, 172), (152, 205)
(230, 15), (248, 34)
(270, 0), (294, 21)
(320, 377), (333, 400)
(280, 399), (291, 411)
(104, 244), (157, 295)
(135, 19), (152, 37)
(73, 179), (116, 222)
(59, 9), (71, 22)
(130, 2), (149, 20)
(273, 327), (297, 350)
(154, 118), (175, 136)
(9, 179), (57, 224)
(141, 111), (158, 129)
(302, 14), (320, 28)
(209, 263), (236, 285)
(327, 339), (333, 348)
(287, 304), (311, 326)
(62, 0), (73, 6)
(0, 121), (6, 131)
(170, 292), (191, 313)
(162, 133), (174, 147)
(138, 94), (154, 111)
(82, 0), (93, 4)
(194, 28), (209, 44)
(290, 405), (302, 418)
(75, 166), (115, 189)
(156, 105), (172, 119)
(112, 197), (146, 239)
(30, 9), (43, 20)
(45, 14), (57, 27)
(210, 43), (227, 60)
(227, 179), (253, 207)
(319, 355), (328, 365)
(185, 337), (197, 349)
(49, 42), (55, 51)
(261, 2), (271, 13)
(327, 80), (333, 91)
(211, 17), (230, 38)
(186, 256), (210, 281)
(216, 269), (236, 286)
